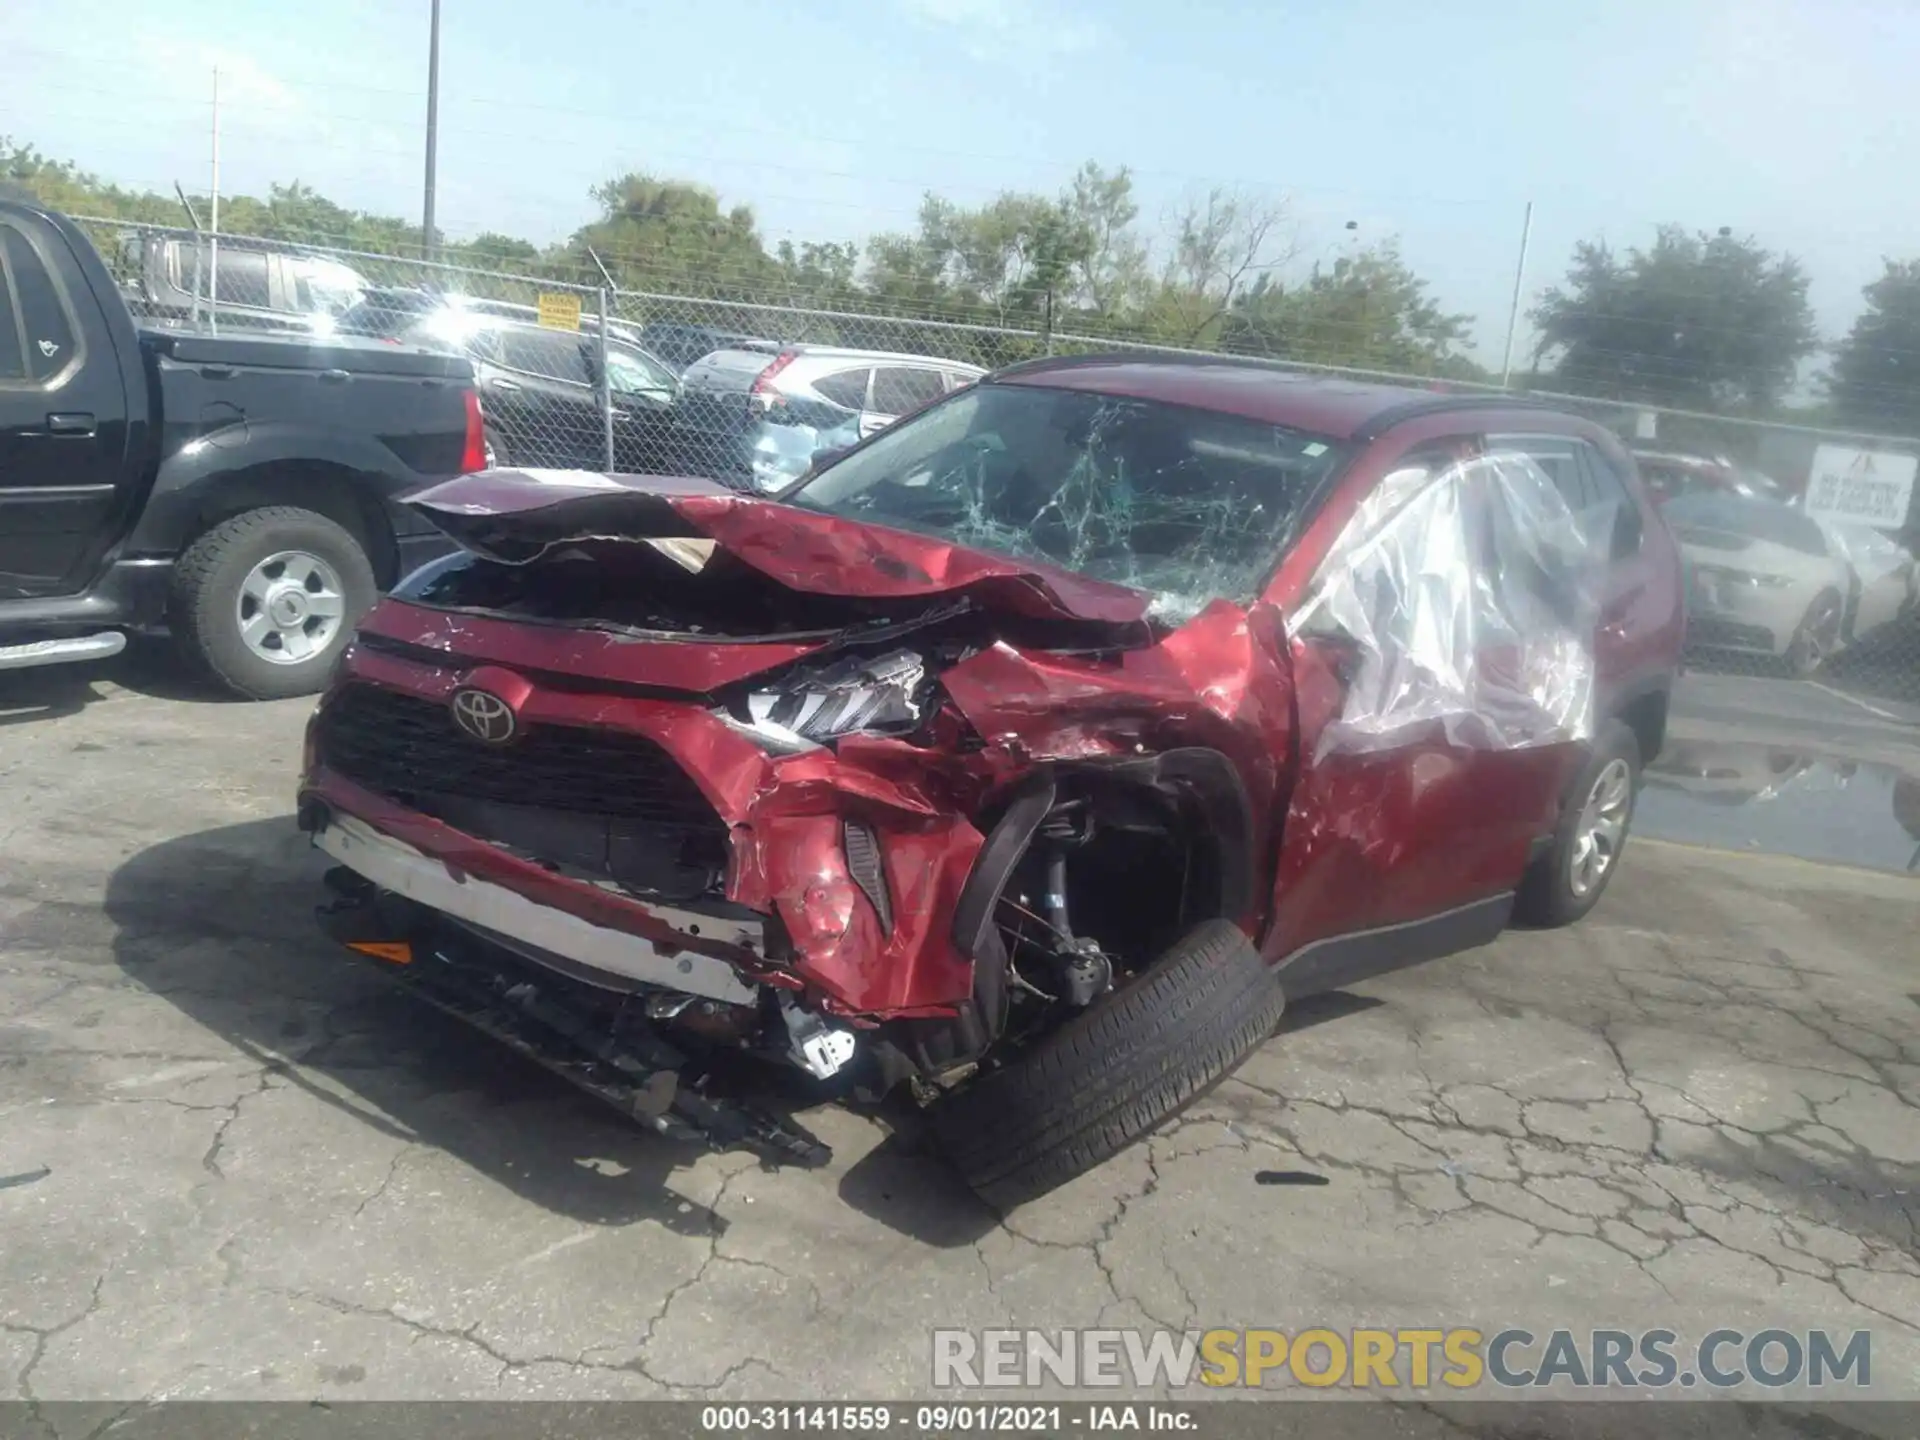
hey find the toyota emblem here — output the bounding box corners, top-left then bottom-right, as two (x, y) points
(450, 687), (518, 745)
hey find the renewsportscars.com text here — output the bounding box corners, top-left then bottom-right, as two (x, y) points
(931, 1327), (1873, 1392)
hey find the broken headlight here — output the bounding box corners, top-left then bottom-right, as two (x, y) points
(728, 649), (928, 748)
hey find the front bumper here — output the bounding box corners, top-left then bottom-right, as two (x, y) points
(314, 865), (833, 1168)
(311, 810), (758, 1005)
(300, 647), (992, 1020)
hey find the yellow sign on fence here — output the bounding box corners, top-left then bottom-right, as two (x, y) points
(536, 292), (582, 331)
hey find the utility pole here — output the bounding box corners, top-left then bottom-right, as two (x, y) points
(209, 65), (221, 334)
(422, 0), (442, 261)
(1498, 200), (1534, 388)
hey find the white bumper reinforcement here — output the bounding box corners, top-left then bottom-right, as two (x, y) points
(314, 814), (758, 1006)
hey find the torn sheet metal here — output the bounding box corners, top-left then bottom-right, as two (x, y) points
(1288, 452), (1601, 759)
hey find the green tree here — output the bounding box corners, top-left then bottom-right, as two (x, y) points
(1828, 259), (1920, 434)
(570, 174), (775, 298)
(1222, 242), (1475, 374)
(2, 136), (181, 223)
(1060, 162), (1148, 324)
(1137, 188), (1294, 346)
(1530, 226), (1817, 411)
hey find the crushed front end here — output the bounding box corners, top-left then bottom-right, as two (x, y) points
(297, 469), (1293, 1166)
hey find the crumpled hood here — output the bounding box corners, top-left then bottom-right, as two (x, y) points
(404, 469), (1155, 627)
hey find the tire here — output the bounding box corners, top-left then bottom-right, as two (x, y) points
(1785, 589), (1843, 677)
(169, 506), (377, 700)
(1513, 719), (1640, 928)
(931, 919), (1286, 1210)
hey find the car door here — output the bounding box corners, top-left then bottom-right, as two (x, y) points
(1488, 431), (1664, 711)
(599, 342), (680, 474)
(1261, 427), (1588, 993)
(866, 365), (948, 435)
(484, 328), (601, 467)
(0, 216), (132, 599)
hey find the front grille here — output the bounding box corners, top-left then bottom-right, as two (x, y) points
(315, 683), (728, 839)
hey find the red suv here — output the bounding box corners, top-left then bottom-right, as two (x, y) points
(297, 358), (1684, 1207)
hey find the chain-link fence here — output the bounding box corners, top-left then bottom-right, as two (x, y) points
(74, 217), (1920, 735)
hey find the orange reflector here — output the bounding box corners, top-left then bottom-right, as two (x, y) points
(347, 941), (413, 966)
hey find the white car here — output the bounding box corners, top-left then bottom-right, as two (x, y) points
(1668, 492), (1915, 674)
(674, 344), (987, 491)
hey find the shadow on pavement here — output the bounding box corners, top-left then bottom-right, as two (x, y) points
(0, 639), (232, 727)
(103, 815), (733, 1238)
(836, 1102), (997, 1248)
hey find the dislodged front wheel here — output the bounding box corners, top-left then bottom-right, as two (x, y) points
(931, 919), (1286, 1210)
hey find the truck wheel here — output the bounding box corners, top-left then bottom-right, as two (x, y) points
(170, 506), (376, 700)
(930, 919), (1286, 1210)
(1513, 719), (1640, 928)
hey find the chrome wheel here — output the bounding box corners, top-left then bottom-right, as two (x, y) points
(1787, 594), (1842, 677)
(235, 550), (346, 665)
(1567, 758), (1632, 899)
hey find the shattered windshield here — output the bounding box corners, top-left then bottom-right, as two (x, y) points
(784, 383), (1347, 620)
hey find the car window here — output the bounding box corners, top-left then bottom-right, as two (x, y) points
(206, 248), (273, 309)
(812, 367), (871, 410)
(1491, 435), (1638, 560)
(787, 383), (1349, 621)
(290, 256), (365, 317)
(0, 241), (28, 381)
(497, 329), (592, 385)
(604, 344), (676, 398)
(1579, 444), (1644, 558)
(944, 370), (980, 393)
(0, 225), (79, 384)
(870, 366), (947, 416)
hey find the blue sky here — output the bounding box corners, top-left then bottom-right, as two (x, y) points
(9, 0), (1919, 364)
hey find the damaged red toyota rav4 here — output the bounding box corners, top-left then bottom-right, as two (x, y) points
(296, 357), (1684, 1208)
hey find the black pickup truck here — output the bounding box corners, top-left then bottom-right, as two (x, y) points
(0, 193), (482, 698)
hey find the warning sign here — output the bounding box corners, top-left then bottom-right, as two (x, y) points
(536, 292), (583, 331)
(1801, 444), (1917, 531)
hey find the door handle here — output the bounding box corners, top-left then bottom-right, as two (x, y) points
(46, 412), (97, 437)
(488, 377), (521, 392)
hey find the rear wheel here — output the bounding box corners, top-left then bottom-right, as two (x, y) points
(931, 918), (1285, 1210)
(1514, 720), (1640, 927)
(170, 506), (377, 700)
(1786, 588), (1843, 677)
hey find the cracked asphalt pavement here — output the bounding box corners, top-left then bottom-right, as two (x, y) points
(2, 662), (1916, 1404)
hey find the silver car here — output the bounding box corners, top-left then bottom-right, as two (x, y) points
(674, 344), (986, 491)
(1669, 492), (1916, 674)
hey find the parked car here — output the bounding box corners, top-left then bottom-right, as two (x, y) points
(1631, 448), (1790, 504)
(1666, 491), (1915, 673)
(395, 314), (681, 474)
(639, 322), (781, 374)
(114, 226), (370, 336)
(673, 344), (986, 491)
(337, 287), (646, 349)
(0, 193), (482, 697)
(296, 359), (1684, 1207)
